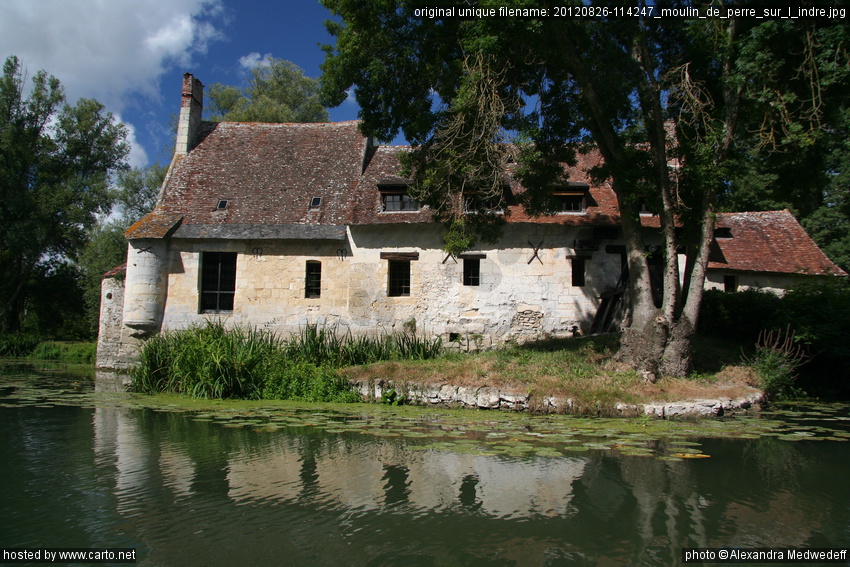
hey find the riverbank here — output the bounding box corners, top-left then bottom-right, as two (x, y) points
(340, 336), (764, 417)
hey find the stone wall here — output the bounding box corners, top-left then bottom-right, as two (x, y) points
(352, 378), (764, 417)
(704, 271), (817, 296)
(95, 275), (126, 369)
(98, 223), (631, 368)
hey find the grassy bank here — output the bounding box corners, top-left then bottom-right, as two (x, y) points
(0, 333), (97, 364)
(129, 323), (763, 413)
(340, 335), (761, 414)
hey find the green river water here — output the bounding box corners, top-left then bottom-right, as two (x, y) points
(1, 362), (849, 566)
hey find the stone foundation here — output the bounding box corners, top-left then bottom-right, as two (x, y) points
(352, 378), (764, 417)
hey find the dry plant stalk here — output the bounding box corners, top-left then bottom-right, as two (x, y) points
(756, 324), (807, 365)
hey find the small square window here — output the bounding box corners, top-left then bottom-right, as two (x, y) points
(305, 261), (321, 298)
(309, 196), (323, 210)
(463, 258), (480, 286)
(388, 260), (411, 296)
(215, 199), (229, 210)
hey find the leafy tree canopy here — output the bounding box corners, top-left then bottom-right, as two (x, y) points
(0, 55), (128, 333)
(207, 58), (330, 123)
(319, 1), (850, 377)
(78, 162), (166, 334)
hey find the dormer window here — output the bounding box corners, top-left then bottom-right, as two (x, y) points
(215, 199), (229, 210)
(552, 184), (591, 214)
(638, 198), (655, 215)
(463, 194), (503, 214)
(380, 185), (419, 212)
(309, 196), (323, 210)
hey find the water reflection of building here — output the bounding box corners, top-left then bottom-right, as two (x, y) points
(88, 402), (839, 564)
(226, 440), (587, 519)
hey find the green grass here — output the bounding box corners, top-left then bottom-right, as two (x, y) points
(0, 333), (41, 357)
(131, 322), (443, 402)
(341, 335), (760, 415)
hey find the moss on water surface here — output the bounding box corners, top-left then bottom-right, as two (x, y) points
(2, 367), (849, 462)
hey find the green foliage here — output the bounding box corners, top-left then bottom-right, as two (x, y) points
(804, 189), (850, 275)
(261, 361), (360, 403)
(0, 333), (41, 357)
(207, 58), (329, 123)
(699, 289), (783, 343)
(380, 388), (406, 406)
(699, 283), (850, 396)
(746, 328), (806, 401)
(78, 162), (165, 335)
(0, 55), (128, 333)
(112, 163), (166, 223)
(132, 323), (279, 399)
(131, 322), (443, 402)
(29, 342), (62, 360)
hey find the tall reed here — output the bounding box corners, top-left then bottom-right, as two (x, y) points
(131, 322), (443, 401)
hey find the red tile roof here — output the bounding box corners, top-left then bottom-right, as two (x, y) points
(127, 120), (845, 278)
(709, 210), (846, 276)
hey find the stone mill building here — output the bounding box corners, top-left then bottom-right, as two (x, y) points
(96, 74), (846, 369)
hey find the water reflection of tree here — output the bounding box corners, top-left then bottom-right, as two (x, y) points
(743, 437), (807, 488)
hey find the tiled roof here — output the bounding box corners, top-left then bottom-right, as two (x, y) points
(128, 121), (623, 239)
(127, 120), (845, 279)
(127, 121), (367, 240)
(709, 210), (846, 276)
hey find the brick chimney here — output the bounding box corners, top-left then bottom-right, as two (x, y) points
(175, 73), (203, 155)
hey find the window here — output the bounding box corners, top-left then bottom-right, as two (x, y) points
(305, 261), (321, 298)
(381, 190), (419, 211)
(571, 258), (586, 287)
(388, 260), (411, 296)
(551, 185), (592, 213)
(201, 252), (237, 312)
(556, 193), (586, 213)
(463, 258), (480, 286)
(724, 275), (738, 293)
(309, 196), (323, 210)
(462, 194), (502, 214)
(215, 199), (228, 210)
(381, 252), (418, 296)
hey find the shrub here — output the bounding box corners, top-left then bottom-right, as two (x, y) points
(699, 289), (782, 343)
(132, 322), (279, 399)
(29, 342), (62, 360)
(58, 342), (97, 364)
(0, 333), (42, 358)
(700, 283), (850, 397)
(131, 322), (442, 402)
(746, 326), (807, 401)
(260, 359), (360, 403)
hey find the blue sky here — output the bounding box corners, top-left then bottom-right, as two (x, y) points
(0, 0), (359, 168)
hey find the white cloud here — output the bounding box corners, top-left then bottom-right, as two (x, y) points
(239, 52), (274, 70)
(0, 0), (225, 165)
(118, 118), (150, 170)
